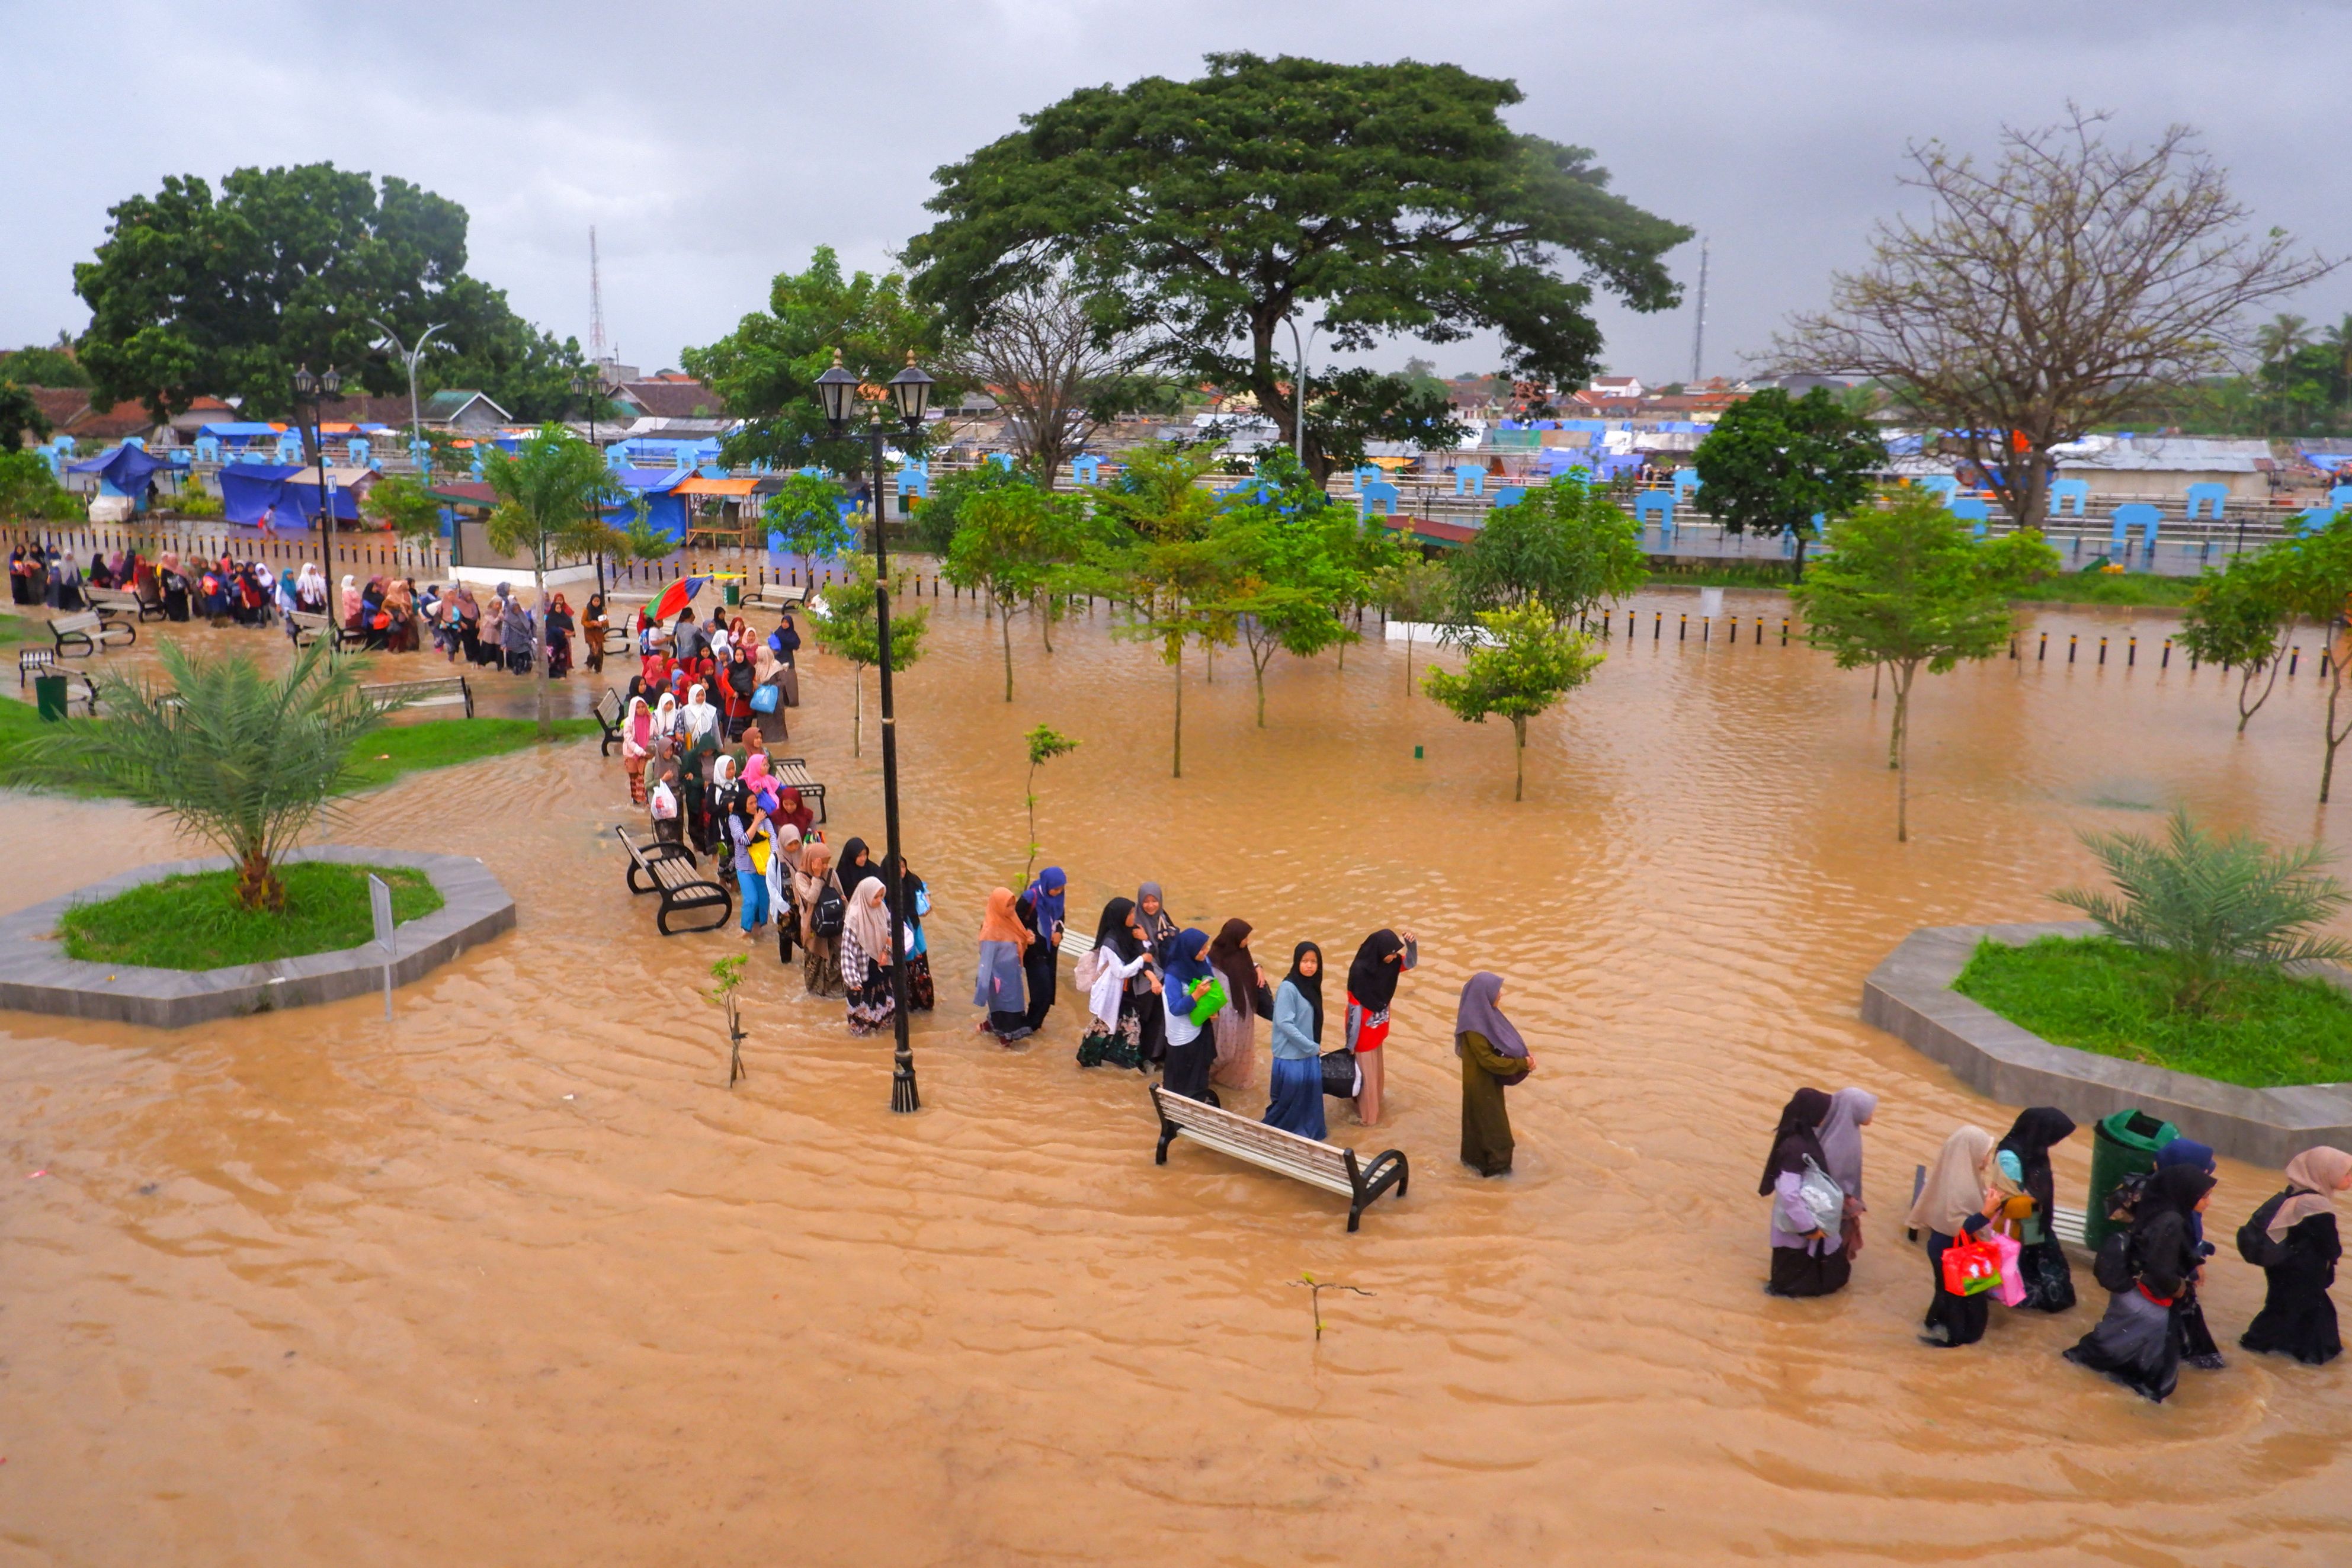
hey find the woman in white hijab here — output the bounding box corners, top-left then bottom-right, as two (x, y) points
(1906, 1125), (2001, 1349)
(651, 691), (681, 758)
(680, 681), (720, 752)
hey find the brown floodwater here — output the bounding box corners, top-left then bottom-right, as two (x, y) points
(8, 588), (2352, 1566)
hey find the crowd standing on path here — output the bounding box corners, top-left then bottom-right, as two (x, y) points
(1758, 1085), (2352, 1402)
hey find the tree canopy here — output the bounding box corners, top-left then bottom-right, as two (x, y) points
(483, 426), (630, 736)
(0, 343), (89, 388)
(682, 246), (938, 482)
(1447, 472), (1646, 630)
(1770, 109), (2333, 524)
(73, 163), (588, 421)
(1690, 387), (1886, 578)
(906, 52), (1689, 478)
(1421, 599), (1603, 801)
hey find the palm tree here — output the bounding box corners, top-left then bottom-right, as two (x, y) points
(2054, 806), (2352, 1014)
(483, 425), (630, 737)
(2257, 312), (2315, 368)
(6, 640), (397, 909)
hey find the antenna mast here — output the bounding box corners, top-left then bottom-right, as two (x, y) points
(1690, 237), (1708, 384)
(588, 226), (607, 370)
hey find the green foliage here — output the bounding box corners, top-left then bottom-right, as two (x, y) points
(71, 162), (587, 419)
(1090, 444), (1231, 776)
(1021, 723), (1079, 880)
(0, 448), (81, 521)
(0, 343), (90, 388)
(1449, 472), (1646, 629)
(2181, 550), (2297, 732)
(911, 460), (1028, 557)
(1955, 935), (2352, 1089)
(707, 953), (748, 1003)
(4, 640), (397, 909)
(0, 380), (52, 450)
(361, 472), (443, 539)
(1794, 494), (2042, 840)
(57, 862), (440, 971)
(813, 556), (930, 755)
(682, 246), (940, 480)
(483, 425), (632, 736)
(1420, 599), (1604, 800)
(338, 717), (601, 790)
(1690, 387), (1885, 576)
(1210, 458), (1366, 723)
(906, 52), (1688, 479)
(764, 472), (855, 578)
(2263, 518), (2352, 799)
(2050, 807), (2352, 1015)
(168, 481), (223, 520)
(943, 480), (1092, 700)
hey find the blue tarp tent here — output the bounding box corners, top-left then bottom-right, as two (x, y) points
(197, 421), (286, 445)
(67, 444), (174, 499)
(608, 467), (692, 539)
(219, 464), (359, 525)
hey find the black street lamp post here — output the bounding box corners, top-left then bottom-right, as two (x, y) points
(815, 348), (934, 1112)
(291, 364), (343, 571)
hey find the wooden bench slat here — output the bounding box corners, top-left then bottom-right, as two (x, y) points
(614, 824), (730, 935)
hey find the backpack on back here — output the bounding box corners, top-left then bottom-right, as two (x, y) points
(2092, 1230), (2138, 1294)
(812, 882), (845, 939)
(2237, 1188), (2298, 1269)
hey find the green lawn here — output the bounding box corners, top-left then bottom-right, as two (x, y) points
(0, 617), (43, 646)
(1953, 935), (2352, 1089)
(2005, 572), (2199, 608)
(0, 701), (600, 794)
(58, 861), (444, 970)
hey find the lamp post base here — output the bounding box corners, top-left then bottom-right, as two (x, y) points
(890, 1046), (921, 1114)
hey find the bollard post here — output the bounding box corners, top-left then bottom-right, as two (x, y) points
(1653, 611), (1661, 641)
(2292, 646), (2301, 676)
(1727, 615), (1737, 643)
(2038, 632), (2047, 662)
(1781, 617), (1789, 646)
(2127, 637), (2136, 667)
(1678, 613), (1687, 642)
(2068, 635), (2077, 663)
(2162, 639), (2171, 669)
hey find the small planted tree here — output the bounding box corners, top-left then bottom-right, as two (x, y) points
(1093, 444), (1229, 777)
(1383, 556), (1454, 697)
(1021, 724), (1079, 880)
(1449, 472), (1646, 631)
(362, 473), (446, 542)
(764, 472), (855, 584)
(813, 556), (930, 756)
(2277, 520), (2352, 802)
(943, 482), (1084, 701)
(1421, 599), (1603, 800)
(1690, 386), (1885, 580)
(6, 640), (397, 909)
(483, 425), (630, 738)
(2179, 549), (2297, 734)
(2055, 807), (2352, 1014)
(1795, 493), (2056, 841)
(709, 953), (749, 1086)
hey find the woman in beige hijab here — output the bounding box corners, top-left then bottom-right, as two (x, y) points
(2241, 1146), (2352, 1365)
(1906, 1126), (2001, 1349)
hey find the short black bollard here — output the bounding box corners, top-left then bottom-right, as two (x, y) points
(2292, 646), (2302, 676)
(1654, 612), (1662, 641)
(2162, 639), (2171, 669)
(2038, 632), (2047, 662)
(1754, 619), (1762, 646)
(2127, 637), (2136, 667)
(1678, 614), (1687, 642)
(2069, 635), (2078, 663)
(1780, 617), (1789, 646)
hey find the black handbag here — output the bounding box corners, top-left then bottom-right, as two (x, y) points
(1319, 1047), (1360, 1098)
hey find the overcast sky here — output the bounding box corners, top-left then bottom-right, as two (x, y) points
(4, 0), (2345, 387)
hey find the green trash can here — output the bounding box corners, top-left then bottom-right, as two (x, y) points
(723, 582), (741, 608)
(2084, 1108), (2178, 1249)
(33, 673), (68, 723)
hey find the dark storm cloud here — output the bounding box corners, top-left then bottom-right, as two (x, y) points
(4, 0), (2343, 383)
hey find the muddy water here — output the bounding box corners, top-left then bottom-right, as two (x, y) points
(7, 589), (2352, 1566)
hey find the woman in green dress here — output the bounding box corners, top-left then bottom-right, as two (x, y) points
(1455, 971), (1532, 1176)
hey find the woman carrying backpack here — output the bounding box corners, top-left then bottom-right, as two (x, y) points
(2240, 1146), (2352, 1365)
(2065, 1164), (2216, 1402)
(793, 841), (846, 999)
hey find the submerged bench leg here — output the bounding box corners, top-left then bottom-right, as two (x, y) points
(1155, 1120), (1179, 1165)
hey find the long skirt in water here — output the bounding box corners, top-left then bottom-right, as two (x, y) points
(1022, 940), (1058, 1032)
(802, 933), (846, 999)
(845, 958), (895, 1037)
(1921, 1230), (1991, 1347)
(1769, 1244), (1852, 1298)
(2241, 1214), (2343, 1365)
(1164, 1034), (1216, 1104)
(2066, 1287), (2180, 1402)
(2011, 1236), (2077, 1313)
(1263, 1056), (1325, 1140)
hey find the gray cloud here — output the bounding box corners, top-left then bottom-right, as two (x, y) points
(4, 0), (2343, 384)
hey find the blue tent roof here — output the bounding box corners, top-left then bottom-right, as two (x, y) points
(67, 444), (174, 497)
(197, 421), (286, 440)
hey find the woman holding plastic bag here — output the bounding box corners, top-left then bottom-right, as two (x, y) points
(1906, 1126), (2003, 1348)
(1761, 1088), (1850, 1298)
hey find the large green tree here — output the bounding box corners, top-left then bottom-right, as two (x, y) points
(1691, 387), (1886, 579)
(682, 246), (940, 485)
(905, 52), (1690, 481)
(73, 162), (587, 420)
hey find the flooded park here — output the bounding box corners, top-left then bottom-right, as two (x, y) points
(8, 583), (2352, 1564)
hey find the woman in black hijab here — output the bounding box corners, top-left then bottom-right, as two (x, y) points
(837, 838), (879, 906)
(2064, 1165), (2216, 1402)
(1264, 941), (1326, 1137)
(1342, 926), (1417, 1126)
(1761, 1088), (1850, 1298)
(1997, 1108), (2079, 1313)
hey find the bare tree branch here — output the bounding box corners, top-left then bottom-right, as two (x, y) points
(935, 276), (1162, 488)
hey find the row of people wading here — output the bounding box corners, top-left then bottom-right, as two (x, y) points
(1763, 1091), (2351, 1402)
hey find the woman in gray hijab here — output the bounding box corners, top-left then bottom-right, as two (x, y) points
(1133, 882), (1177, 1067)
(1456, 971), (1531, 1176)
(1816, 1088), (1877, 1257)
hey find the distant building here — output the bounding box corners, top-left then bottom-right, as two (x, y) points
(420, 390), (512, 431)
(1588, 374), (1645, 400)
(610, 376), (726, 420)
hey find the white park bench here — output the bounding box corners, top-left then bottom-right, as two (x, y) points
(49, 611), (133, 657)
(615, 825), (732, 935)
(86, 585), (164, 623)
(1149, 1083), (1409, 1233)
(363, 674), (474, 718)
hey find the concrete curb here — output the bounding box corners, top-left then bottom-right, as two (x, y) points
(0, 846), (515, 1028)
(1863, 921), (2352, 1166)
